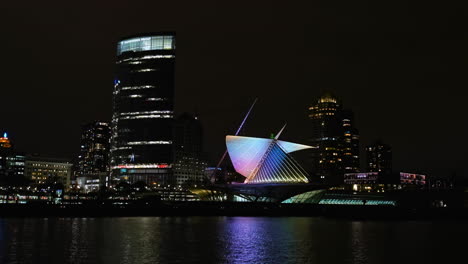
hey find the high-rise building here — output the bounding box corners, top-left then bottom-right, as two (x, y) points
(173, 113), (208, 186)
(0, 133), (26, 186)
(77, 121), (111, 176)
(75, 121), (111, 191)
(308, 93), (360, 185)
(110, 33), (176, 185)
(343, 141), (397, 186)
(341, 110), (360, 173)
(0, 132), (13, 179)
(366, 140), (392, 174)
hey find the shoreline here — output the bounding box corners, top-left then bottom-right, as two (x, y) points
(1, 202), (467, 220)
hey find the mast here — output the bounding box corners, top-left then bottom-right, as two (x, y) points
(210, 98), (258, 182)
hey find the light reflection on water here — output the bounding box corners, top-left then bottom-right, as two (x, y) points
(0, 217), (466, 264)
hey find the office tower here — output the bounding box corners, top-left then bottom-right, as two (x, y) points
(77, 121), (110, 176)
(0, 133), (26, 185)
(341, 110), (360, 173)
(110, 33), (176, 185)
(308, 93), (360, 185)
(173, 113), (208, 186)
(366, 140), (392, 174)
(0, 132), (12, 179)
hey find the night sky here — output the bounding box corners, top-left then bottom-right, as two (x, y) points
(0, 1), (466, 178)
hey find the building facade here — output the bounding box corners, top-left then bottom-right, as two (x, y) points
(110, 33), (176, 185)
(0, 132), (13, 180)
(341, 110), (360, 173)
(25, 156), (73, 187)
(75, 121), (111, 190)
(77, 121), (110, 176)
(400, 172), (426, 186)
(308, 93), (360, 185)
(344, 171), (426, 188)
(344, 172), (380, 185)
(0, 133), (26, 186)
(173, 113), (208, 187)
(366, 140), (392, 174)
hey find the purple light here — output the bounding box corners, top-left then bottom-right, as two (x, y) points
(226, 135), (312, 183)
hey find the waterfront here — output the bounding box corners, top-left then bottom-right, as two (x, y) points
(0, 217), (466, 264)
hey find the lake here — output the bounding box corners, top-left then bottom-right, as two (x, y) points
(0, 217), (466, 263)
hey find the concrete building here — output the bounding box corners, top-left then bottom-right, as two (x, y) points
(25, 156), (73, 188)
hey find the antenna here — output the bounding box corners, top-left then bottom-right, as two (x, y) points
(234, 98), (258, 135)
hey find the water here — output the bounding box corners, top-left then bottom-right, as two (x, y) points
(0, 217), (466, 264)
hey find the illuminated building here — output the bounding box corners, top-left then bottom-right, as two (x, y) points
(344, 172), (380, 185)
(173, 113), (208, 186)
(344, 171), (426, 190)
(78, 121), (110, 175)
(6, 154), (25, 178)
(366, 140), (392, 174)
(0, 132), (12, 149)
(308, 93), (360, 185)
(25, 156), (73, 187)
(341, 141), (396, 187)
(225, 128), (314, 184)
(0, 133), (12, 179)
(0, 133), (26, 185)
(110, 33), (175, 185)
(76, 121), (110, 189)
(400, 172), (426, 186)
(341, 110), (360, 173)
(192, 126), (394, 205)
(0, 154), (26, 184)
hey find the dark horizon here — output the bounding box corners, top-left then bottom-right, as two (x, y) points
(0, 1), (465, 178)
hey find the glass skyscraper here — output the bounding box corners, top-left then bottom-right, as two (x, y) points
(110, 33), (176, 185)
(77, 121), (111, 176)
(173, 113), (208, 186)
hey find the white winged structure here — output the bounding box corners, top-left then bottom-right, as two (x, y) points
(226, 130), (315, 184)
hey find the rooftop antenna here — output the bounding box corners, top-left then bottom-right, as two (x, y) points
(210, 98), (258, 182)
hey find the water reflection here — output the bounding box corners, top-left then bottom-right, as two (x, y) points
(350, 221), (367, 263)
(217, 217), (318, 263)
(0, 217), (467, 263)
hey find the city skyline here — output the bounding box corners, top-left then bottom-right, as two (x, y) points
(0, 2), (465, 178)
(1, 2), (467, 264)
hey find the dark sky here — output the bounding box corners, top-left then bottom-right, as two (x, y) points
(0, 1), (466, 177)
